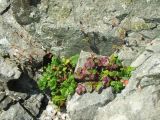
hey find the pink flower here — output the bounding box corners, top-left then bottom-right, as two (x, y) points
(76, 83), (86, 95)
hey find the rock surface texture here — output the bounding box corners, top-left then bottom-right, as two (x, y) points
(0, 0), (160, 120)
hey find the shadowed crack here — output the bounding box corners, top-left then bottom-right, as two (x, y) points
(0, 4), (10, 15)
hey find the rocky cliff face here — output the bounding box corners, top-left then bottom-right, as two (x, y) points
(0, 0), (160, 120)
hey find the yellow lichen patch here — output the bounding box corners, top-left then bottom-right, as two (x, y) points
(115, 27), (126, 40)
(120, 17), (156, 31)
(131, 17), (156, 31)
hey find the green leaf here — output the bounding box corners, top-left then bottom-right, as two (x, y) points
(96, 82), (103, 92)
(109, 71), (119, 77)
(60, 88), (68, 97)
(52, 95), (66, 106)
(51, 56), (61, 66)
(70, 54), (79, 67)
(110, 81), (124, 93)
(38, 78), (47, 90)
(48, 77), (57, 90)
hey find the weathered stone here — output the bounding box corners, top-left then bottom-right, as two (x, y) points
(0, 0), (10, 14)
(40, 101), (71, 120)
(0, 96), (13, 110)
(120, 17), (156, 32)
(0, 57), (21, 81)
(75, 50), (94, 72)
(94, 85), (160, 120)
(131, 51), (152, 68)
(0, 92), (6, 102)
(67, 87), (115, 120)
(7, 91), (28, 101)
(11, 0), (40, 25)
(0, 102), (33, 120)
(134, 54), (160, 79)
(0, 82), (4, 92)
(116, 46), (143, 66)
(23, 94), (44, 116)
(145, 39), (160, 53)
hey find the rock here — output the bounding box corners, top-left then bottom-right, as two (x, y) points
(133, 54), (160, 79)
(7, 91), (28, 101)
(0, 92), (6, 101)
(145, 39), (160, 53)
(131, 51), (152, 68)
(94, 39), (160, 120)
(40, 101), (71, 120)
(23, 94), (44, 116)
(0, 0), (10, 14)
(75, 50), (94, 72)
(40, 102), (57, 120)
(0, 57), (21, 81)
(0, 96), (13, 110)
(0, 82), (5, 92)
(116, 46), (142, 66)
(67, 87), (115, 120)
(116, 32), (152, 66)
(0, 11), (45, 67)
(11, 0), (40, 25)
(0, 102), (33, 120)
(120, 17), (156, 32)
(140, 28), (160, 39)
(94, 85), (160, 120)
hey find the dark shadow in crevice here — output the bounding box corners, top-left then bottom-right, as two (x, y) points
(36, 94), (49, 118)
(7, 69), (39, 93)
(29, 0), (41, 7)
(0, 4), (10, 15)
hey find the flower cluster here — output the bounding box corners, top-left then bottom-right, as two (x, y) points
(75, 55), (133, 94)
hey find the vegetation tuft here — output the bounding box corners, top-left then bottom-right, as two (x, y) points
(38, 53), (134, 107)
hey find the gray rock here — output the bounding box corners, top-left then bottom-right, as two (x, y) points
(0, 96), (13, 110)
(116, 46), (143, 66)
(145, 39), (160, 53)
(0, 0), (10, 14)
(94, 40), (160, 120)
(0, 92), (6, 101)
(23, 94), (44, 116)
(0, 102), (33, 120)
(133, 54), (160, 79)
(0, 11), (45, 66)
(40, 101), (71, 120)
(131, 51), (152, 68)
(0, 82), (4, 92)
(67, 87), (115, 120)
(120, 17), (156, 32)
(94, 85), (160, 120)
(124, 53), (160, 94)
(75, 50), (94, 72)
(7, 91), (28, 101)
(0, 57), (21, 80)
(11, 0), (40, 25)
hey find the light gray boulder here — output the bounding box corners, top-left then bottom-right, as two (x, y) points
(0, 57), (21, 81)
(94, 85), (160, 120)
(23, 94), (44, 117)
(67, 87), (115, 120)
(0, 102), (33, 120)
